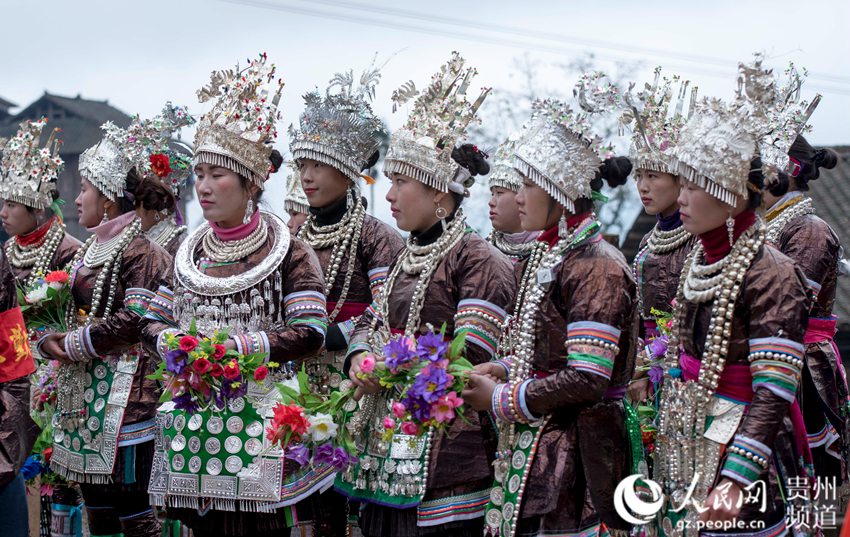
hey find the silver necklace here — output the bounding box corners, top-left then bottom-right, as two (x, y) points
(488, 230), (537, 259)
(765, 197), (814, 244)
(201, 216), (269, 263)
(298, 194), (366, 323)
(6, 219), (66, 287)
(147, 218), (186, 250)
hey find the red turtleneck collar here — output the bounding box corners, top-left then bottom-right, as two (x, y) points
(699, 209), (756, 264)
(16, 217), (55, 247)
(210, 210), (260, 241)
(536, 212), (590, 248)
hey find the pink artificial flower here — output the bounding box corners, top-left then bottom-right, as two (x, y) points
(360, 354), (376, 374)
(401, 421), (419, 435)
(383, 417), (395, 430)
(392, 402), (407, 419)
(431, 391), (463, 423)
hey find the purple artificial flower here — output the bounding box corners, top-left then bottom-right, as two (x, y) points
(416, 332), (448, 362)
(173, 392), (199, 414)
(648, 365), (664, 385)
(408, 363), (452, 404)
(165, 349), (188, 375)
(329, 447), (357, 470)
(646, 335), (669, 360)
(285, 444), (311, 466)
(312, 442), (336, 466)
(220, 376), (248, 400)
(384, 336), (416, 372)
(401, 393), (432, 422)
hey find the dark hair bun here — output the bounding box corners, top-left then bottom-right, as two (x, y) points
(269, 149), (284, 174)
(451, 144), (490, 177)
(363, 150), (380, 171)
(593, 156), (632, 190)
(135, 177), (175, 213)
(813, 148), (838, 173)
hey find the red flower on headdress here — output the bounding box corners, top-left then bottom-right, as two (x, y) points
(150, 154), (172, 178)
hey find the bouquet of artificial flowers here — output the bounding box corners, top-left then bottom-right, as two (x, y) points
(17, 270), (72, 334)
(148, 321), (271, 414)
(266, 364), (358, 471)
(364, 325), (473, 440)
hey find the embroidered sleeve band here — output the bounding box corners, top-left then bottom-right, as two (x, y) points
(748, 337), (804, 403)
(565, 321), (621, 380)
(720, 434), (772, 487)
(454, 298), (507, 357)
(368, 267), (389, 301)
(143, 286), (175, 324)
(284, 291), (329, 337)
(124, 288), (155, 317)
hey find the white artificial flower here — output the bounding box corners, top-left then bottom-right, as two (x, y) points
(279, 376), (300, 395)
(25, 284), (49, 304)
(307, 412), (338, 442)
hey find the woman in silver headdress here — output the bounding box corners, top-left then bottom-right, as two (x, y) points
(37, 111), (176, 537)
(462, 97), (637, 537)
(288, 63), (405, 536)
(144, 54), (329, 537)
(338, 53), (516, 537)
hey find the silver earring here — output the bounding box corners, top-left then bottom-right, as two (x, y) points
(558, 213), (568, 239)
(243, 199), (254, 225)
(726, 212), (735, 246)
(435, 205), (448, 231)
(346, 189), (354, 210)
(100, 210), (109, 224)
(154, 212), (161, 222)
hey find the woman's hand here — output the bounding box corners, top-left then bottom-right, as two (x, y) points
(472, 362), (507, 382)
(461, 373), (498, 411)
(40, 333), (69, 362)
(627, 377), (654, 403)
(349, 352), (381, 400)
(699, 479), (744, 524)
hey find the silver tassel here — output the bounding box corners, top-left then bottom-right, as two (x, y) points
(726, 212), (735, 246)
(558, 213), (568, 239)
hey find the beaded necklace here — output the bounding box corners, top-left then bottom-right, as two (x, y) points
(632, 224), (692, 319)
(6, 218), (67, 288)
(298, 193), (366, 323)
(765, 196), (814, 244)
(147, 218), (186, 250)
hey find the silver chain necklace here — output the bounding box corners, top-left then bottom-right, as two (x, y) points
(298, 194), (366, 323)
(765, 197), (814, 244)
(201, 217), (269, 263)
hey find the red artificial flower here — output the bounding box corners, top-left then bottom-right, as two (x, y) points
(179, 336), (199, 352)
(149, 153), (172, 178)
(270, 403), (310, 437)
(210, 363), (224, 378)
(223, 360), (240, 380)
(193, 358), (212, 375)
(212, 344), (227, 360)
(254, 365), (269, 382)
(43, 447), (53, 462)
(44, 270), (69, 285)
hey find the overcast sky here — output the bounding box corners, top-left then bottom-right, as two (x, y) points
(3, 0), (848, 229)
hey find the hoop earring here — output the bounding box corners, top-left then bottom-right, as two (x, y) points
(243, 199), (255, 225)
(435, 205), (448, 231)
(726, 211), (735, 247)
